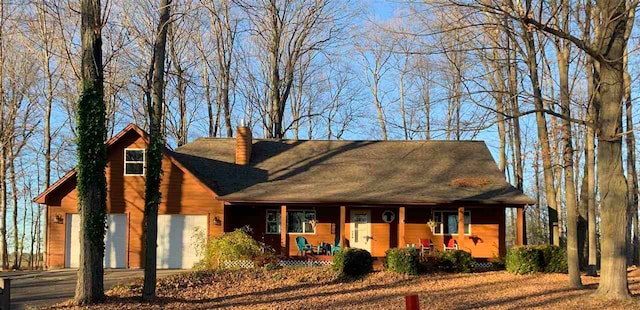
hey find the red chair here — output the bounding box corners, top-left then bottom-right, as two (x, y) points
(419, 238), (434, 255)
(444, 239), (458, 251)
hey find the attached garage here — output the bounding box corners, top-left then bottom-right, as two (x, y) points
(156, 215), (208, 269)
(65, 213), (128, 268)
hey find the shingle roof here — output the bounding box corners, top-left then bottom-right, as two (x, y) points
(173, 138), (535, 205)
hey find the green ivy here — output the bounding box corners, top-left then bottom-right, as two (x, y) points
(75, 80), (107, 246)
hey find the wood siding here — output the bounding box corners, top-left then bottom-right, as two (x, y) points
(46, 131), (224, 268)
(403, 206), (504, 259)
(226, 205), (504, 259)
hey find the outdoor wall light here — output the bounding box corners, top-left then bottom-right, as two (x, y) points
(213, 216), (222, 225)
(54, 215), (64, 224)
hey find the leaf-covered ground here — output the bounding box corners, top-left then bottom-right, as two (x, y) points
(49, 267), (640, 309)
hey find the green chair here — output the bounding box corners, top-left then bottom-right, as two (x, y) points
(331, 239), (341, 255)
(296, 236), (314, 255)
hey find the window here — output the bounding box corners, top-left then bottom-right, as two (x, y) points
(124, 149), (145, 176)
(266, 210), (281, 234)
(433, 210), (470, 235)
(265, 210), (317, 234)
(287, 210), (316, 234)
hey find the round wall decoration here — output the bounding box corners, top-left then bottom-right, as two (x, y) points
(382, 210), (395, 223)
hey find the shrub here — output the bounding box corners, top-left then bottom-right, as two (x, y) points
(505, 245), (568, 274)
(333, 248), (373, 277)
(489, 255), (506, 270)
(193, 226), (274, 270)
(385, 248), (420, 275)
(537, 245), (568, 273)
(418, 253), (440, 274)
(505, 246), (544, 274)
(438, 250), (476, 273)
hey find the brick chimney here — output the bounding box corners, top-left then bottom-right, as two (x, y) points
(235, 123), (252, 165)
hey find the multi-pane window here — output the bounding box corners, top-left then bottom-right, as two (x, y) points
(266, 210), (281, 234)
(287, 210), (316, 234)
(265, 210), (317, 234)
(433, 210), (470, 235)
(124, 149), (145, 176)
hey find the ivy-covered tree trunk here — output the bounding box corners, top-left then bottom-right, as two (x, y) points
(142, 0), (171, 301)
(74, 0), (107, 305)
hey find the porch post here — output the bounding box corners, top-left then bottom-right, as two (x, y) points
(339, 205), (346, 249)
(399, 207), (406, 248)
(516, 207), (526, 246)
(281, 205), (287, 256)
(458, 207), (465, 248)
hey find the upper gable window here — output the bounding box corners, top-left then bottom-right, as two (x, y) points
(124, 149), (145, 176)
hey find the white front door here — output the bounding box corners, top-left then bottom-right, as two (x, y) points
(156, 215), (208, 269)
(350, 209), (371, 252)
(66, 213), (127, 268)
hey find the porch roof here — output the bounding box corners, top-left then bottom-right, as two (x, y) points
(173, 139), (535, 206)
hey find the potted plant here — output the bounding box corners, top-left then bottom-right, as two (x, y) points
(427, 219), (437, 233)
(309, 219), (318, 230)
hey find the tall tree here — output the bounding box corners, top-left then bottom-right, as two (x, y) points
(551, 0), (581, 287)
(239, 0), (344, 138)
(74, 0), (107, 304)
(624, 49), (638, 266)
(201, 0), (237, 138)
(142, 0), (171, 301)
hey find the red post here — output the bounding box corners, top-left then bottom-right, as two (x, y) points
(405, 294), (419, 310)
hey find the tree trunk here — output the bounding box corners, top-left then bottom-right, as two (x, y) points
(9, 154), (18, 269)
(556, 37), (582, 287)
(593, 0), (631, 298)
(142, 0), (171, 301)
(578, 160), (589, 268)
(399, 72), (408, 140)
(0, 146), (7, 270)
(74, 0), (107, 304)
(519, 24), (559, 245)
(624, 51), (638, 266)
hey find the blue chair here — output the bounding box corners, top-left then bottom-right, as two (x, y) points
(331, 239), (341, 255)
(296, 236), (314, 255)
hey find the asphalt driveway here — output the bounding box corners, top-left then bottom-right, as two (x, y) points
(6, 269), (183, 309)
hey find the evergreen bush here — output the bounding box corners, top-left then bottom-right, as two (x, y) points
(384, 248), (420, 275)
(333, 248), (373, 277)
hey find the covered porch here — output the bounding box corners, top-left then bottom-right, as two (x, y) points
(223, 203), (526, 259)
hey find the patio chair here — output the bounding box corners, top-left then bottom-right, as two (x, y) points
(296, 236), (314, 255)
(419, 238), (434, 255)
(331, 239), (341, 256)
(444, 239), (458, 251)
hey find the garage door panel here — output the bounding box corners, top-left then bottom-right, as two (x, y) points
(104, 214), (127, 268)
(66, 214), (127, 268)
(65, 214), (80, 268)
(157, 215), (207, 269)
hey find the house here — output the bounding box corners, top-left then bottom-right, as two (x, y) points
(35, 123), (534, 269)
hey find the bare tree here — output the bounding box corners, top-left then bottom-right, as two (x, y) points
(238, 0), (347, 138)
(142, 0), (171, 301)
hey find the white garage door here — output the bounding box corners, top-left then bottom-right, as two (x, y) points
(157, 215), (208, 269)
(66, 214), (128, 268)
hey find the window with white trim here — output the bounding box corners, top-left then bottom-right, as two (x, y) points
(266, 209), (281, 234)
(287, 210), (316, 234)
(124, 149), (145, 176)
(433, 210), (470, 235)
